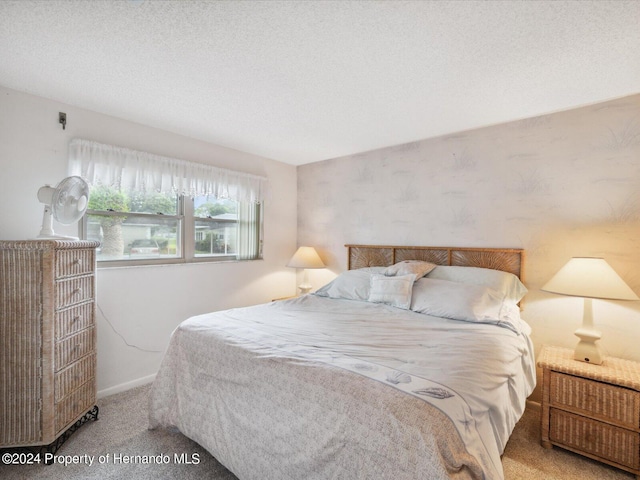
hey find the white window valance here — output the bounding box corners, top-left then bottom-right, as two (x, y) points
(68, 138), (268, 203)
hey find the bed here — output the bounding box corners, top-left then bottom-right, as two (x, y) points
(149, 245), (536, 479)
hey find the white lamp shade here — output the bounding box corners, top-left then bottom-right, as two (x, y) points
(541, 257), (638, 300)
(287, 246), (325, 269)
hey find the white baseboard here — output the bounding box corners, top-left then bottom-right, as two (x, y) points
(97, 373), (157, 399)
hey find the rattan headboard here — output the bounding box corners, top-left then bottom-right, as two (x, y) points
(346, 245), (525, 281)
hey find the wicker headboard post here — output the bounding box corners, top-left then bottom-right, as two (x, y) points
(346, 245), (525, 282)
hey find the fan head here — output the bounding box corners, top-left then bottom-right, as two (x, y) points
(37, 176), (89, 239)
(51, 176), (89, 224)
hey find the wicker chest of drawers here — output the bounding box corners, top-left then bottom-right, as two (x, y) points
(538, 346), (640, 479)
(0, 240), (100, 449)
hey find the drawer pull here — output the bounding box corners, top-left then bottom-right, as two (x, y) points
(73, 343), (82, 351)
(73, 288), (83, 296)
(72, 316), (81, 323)
(73, 259), (83, 267)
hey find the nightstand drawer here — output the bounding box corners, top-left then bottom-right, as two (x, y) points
(550, 371), (640, 428)
(550, 408), (640, 470)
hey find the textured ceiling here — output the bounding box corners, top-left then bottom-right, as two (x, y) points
(1, 0), (639, 165)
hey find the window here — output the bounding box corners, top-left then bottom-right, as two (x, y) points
(83, 192), (261, 265)
(194, 197), (238, 258)
(71, 139), (266, 266)
(83, 188), (182, 263)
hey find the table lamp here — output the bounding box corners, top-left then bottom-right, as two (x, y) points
(287, 246), (325, 294)
(541, 257), (638, 365)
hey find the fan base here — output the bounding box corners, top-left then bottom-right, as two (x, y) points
(37, 234), (80, 241)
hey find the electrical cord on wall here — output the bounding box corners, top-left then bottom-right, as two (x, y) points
(96, 303), (163, 353)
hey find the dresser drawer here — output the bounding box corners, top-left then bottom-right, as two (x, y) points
(55, 380), (96, 434)
(55, 302), (94, 340)
(550, 408), (640, 470)
(55, 248), (95, 278)
(55, 328), (95, 371)
(550, 372), (640, 429)
(54, 353), (96, 403)
(55, 275), (94, 309)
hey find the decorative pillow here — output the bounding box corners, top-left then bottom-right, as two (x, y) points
(426, 266), (527, 303)
(313, 268), (385, 301)
(367, 273), (416, 310)
(384, 260), (437, 279)
(355, 267), (388, 274)
(410, 277), (521, 333)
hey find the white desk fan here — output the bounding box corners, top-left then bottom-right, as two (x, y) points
(37, 176), (89, 240)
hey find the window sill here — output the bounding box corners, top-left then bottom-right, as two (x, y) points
(96, 256), (262, 269)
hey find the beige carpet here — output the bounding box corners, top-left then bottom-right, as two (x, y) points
(0, 384), (634, 479)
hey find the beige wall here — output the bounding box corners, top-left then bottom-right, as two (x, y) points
(0, 85), (298, 396)
(298, 94), (640, 401)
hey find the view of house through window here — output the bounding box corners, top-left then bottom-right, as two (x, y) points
(83, 187), (252, 264)
(194, 196), (238, 257)
(85, 186), (181, 262)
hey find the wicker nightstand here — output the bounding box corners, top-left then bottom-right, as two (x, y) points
(538, 345), (640, 479)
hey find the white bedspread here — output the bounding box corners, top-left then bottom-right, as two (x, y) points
(149, 294), (536, 480)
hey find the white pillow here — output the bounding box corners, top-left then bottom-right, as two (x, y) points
(426, 265), (527, 303)
(355, 267), (388, 274)
(368, 274), (416, 310)
(410, 277), (521, 333)
(384, 260), (437, 279)
(314, 268), (385, 301)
